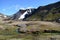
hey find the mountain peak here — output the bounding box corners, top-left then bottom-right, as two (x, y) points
(10, 8), (36, 20)
(25, 1), (60, 21)
(9, 1), (60, 21)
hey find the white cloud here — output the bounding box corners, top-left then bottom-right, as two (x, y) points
(19, 7), (34, 10)
(2, 5), (21, 10)
(14, 5), (21, 10)
(2, 9), (6, 11)
(2, 5), (35, 12)
(1, 5), (35, 14)
(20, 7), (26, 10)
(27, 7), (33, 9)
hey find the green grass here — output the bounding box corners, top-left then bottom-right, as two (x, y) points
(0, 21), (60, 40)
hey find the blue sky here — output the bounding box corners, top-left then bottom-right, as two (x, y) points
(0, 0), (60, 15)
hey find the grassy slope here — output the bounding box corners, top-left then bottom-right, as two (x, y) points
(0, 20), (60, 40)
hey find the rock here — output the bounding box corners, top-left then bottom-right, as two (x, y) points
(56, 18), (60, 23)
(16, 24), (27, 33)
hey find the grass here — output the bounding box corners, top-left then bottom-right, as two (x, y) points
(0, 21), (60, 40)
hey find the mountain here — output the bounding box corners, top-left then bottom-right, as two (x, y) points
(0, 13), (8, 21)
(0, 13), (7, 18)
(11, 8), (36, 20)
(25, 1), (60, 21)
(10, 1), (60, 22)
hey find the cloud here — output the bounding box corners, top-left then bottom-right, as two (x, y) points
(1, 5), (21, 12)
(2, 9), (6, 11)
(14, 5), (21, 10)
(1, 5), (35, 14)
(2, 5), (35, 12)
(19, 7), (34, 10)
(27, 7), (33, 9)
(20, 8), (26, 10)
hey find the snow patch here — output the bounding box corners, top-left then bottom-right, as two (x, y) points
(19, 11), (28, 19)
(4, 15), (7, 18)
(19, 9), (32, 20)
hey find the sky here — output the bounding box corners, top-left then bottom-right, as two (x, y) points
(0, 0), (60, 15)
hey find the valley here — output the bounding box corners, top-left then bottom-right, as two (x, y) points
(0, 20), (60, 40)
(0, 1), (60, 40)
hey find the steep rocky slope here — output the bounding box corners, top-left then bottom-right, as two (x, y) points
(11, 9), (36, 20)
(25, 1), (60, 21)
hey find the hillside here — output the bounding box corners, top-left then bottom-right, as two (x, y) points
(25, 1), (60, 21)
(0, 20), (60, 40)
(10, 9), (36, 20)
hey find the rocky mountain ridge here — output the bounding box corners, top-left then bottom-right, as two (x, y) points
(10, 8), (36, 20)
(25, 1), (60, 22)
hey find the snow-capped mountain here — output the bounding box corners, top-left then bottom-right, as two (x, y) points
(11, 8), (36, 20)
